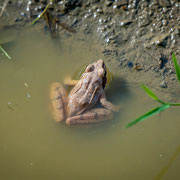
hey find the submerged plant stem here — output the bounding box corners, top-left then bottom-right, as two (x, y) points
(0, 45), (11, 59)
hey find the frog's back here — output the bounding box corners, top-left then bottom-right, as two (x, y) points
(67, 72), (103, 117)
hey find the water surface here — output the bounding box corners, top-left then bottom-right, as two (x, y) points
(0, 26), (180, 180)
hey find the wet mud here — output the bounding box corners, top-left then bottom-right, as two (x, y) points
(0, 0), (180, 99)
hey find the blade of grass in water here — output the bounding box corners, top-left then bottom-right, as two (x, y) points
(126, 53), (179, 128)
(126, 104), (170, 128)
(141, 85), (166, 104)
(172, 52), (180, 83)
(0, 45), (11, 59)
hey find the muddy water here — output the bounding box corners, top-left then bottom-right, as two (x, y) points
(0, 27), (180, 180)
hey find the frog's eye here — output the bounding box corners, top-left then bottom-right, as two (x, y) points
(86, 64), (94, 72)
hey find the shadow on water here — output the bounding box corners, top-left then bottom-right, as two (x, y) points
(106, 76), (131, 104)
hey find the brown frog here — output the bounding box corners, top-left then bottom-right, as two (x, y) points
(50, 59), (119, 125)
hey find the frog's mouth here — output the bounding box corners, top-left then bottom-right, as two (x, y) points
(73, 63), (113, 91)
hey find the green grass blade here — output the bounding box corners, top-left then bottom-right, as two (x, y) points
(141, 85), (166, 104)
(0, 45), (11, 60)
(126, 104), (170, 128)
(169, 103), (180, 106)
(141, 85), (159, 101)
(172, 52), (180, 83)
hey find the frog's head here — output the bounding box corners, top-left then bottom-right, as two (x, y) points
(85, 59), (107, 89)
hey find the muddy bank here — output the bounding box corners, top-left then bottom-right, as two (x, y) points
(0, 0), (180, 99)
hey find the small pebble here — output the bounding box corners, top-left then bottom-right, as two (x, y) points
(159, 81), (167, 88)
(27, 93), (31, 98)
(14, 17), (23, 22)
(20, 12), (26, 17)
(8, 102), (12, 105)
(127, 61), (133, 68)
(118, 62), (123, 66)
(24, 83), (29, 88)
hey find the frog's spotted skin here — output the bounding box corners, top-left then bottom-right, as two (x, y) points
(50, 59), (119, 125)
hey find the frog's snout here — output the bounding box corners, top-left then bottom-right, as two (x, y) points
(97, 59), (104, 64)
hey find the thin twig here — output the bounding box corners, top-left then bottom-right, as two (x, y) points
(0, 6), (9, 16)
(0, 0), (9, 18)
(32, 0), (53, 25)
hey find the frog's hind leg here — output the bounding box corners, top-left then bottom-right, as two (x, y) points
(50, 82), (68, 122)
(66, 108), (113, 125)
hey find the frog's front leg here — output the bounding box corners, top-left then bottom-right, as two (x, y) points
(100, 91), (119, 112)
(64, 76), (79, 86)
(66, 108), (113, 125)
(50, 82), (68, 122)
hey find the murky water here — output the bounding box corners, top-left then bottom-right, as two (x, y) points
(0, 26), (180, 180)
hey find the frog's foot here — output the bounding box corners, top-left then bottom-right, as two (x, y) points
(50, 82), (68, 122)
(64, 76), (79, 86)
(66, 108), (113, 125)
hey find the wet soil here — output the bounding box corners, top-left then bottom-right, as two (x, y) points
(0, 0), (180, 99)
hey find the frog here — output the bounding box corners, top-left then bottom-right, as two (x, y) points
(49, 59), (119, 125)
